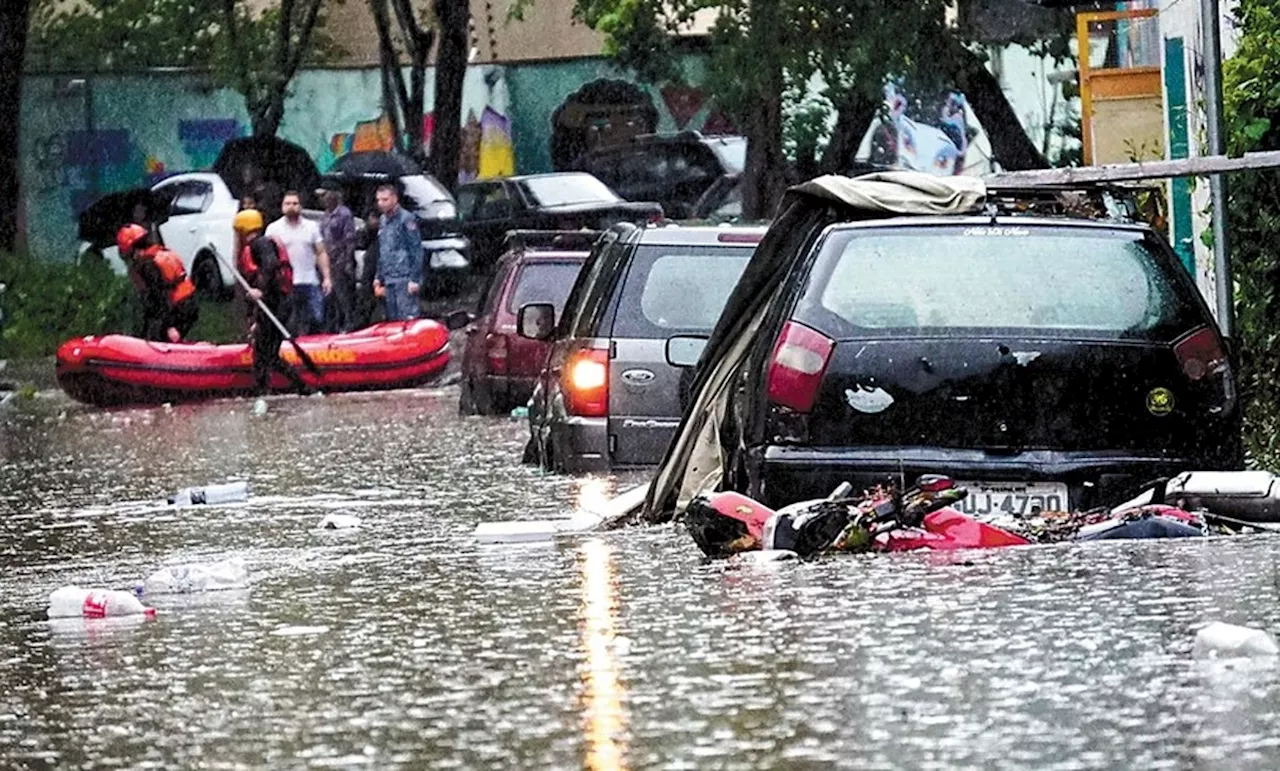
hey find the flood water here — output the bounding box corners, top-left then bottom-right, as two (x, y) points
(4, 385), (1280, 769)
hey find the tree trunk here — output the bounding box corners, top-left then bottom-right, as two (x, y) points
(949, 43), (1049, 170)
(251, 0), (325, 138)
(370, 0), (407, 151)
(819, 88), (880, 174)
(0, 0), (30, 252)
(739, 0), (787, 220)
(429, 0), (469, 191)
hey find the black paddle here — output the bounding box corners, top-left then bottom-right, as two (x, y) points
(211, 250), (324, 380)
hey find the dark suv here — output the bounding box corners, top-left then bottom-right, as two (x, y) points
(459, 231), (595, 415)
(519, 223), (765, 473)
(645, 174), (1243, 515)
(567, 132), (746, 219)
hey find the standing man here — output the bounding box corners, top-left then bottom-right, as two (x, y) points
(234, 209), (311, 396)
(318, 183), (358, 332)
(265, 191), (332, 336)
(372, 184), (423, 321)
(116, 224), (199, 343)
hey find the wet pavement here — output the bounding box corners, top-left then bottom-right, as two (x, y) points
(3, 385), (1280, 769)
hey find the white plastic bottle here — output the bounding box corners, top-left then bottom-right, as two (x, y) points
(167, 480), (249, 506)
(48, 586), (156, 619)
(138, 558), (248, 595)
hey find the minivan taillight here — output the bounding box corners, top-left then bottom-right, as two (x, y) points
(766, 321), (835, 413)
(486, 334), (509, 374)
(563, 348), (609, 417)
(1173, 326), (1228, 381)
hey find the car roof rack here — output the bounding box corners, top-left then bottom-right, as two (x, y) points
(982, 181), (1164, 222)
(503, 229), (602, 252)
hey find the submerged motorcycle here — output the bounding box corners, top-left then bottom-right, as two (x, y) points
(684, 474), (1259, 559)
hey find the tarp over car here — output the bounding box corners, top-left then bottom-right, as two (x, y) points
(641, 171), (987, 523)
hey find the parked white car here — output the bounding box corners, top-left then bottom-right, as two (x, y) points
(79, 172), (240, 298)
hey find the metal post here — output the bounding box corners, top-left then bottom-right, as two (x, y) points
(1202, 0), (1232, 338)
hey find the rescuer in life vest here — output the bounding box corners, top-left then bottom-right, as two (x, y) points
(116, 224), (199, 343)
(233, 209), (311, 396)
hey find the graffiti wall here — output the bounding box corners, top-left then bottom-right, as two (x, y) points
(20, 65), (512, 262)
(862, 82), (989, 176)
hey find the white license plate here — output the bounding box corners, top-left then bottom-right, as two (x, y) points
(953, 481), (1069, 516)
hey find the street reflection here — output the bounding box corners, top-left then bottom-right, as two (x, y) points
(573, 477), (614, 516)
(580, 538), (627, 771)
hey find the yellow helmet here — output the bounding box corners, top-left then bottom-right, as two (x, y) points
(234, 209), (264, 235)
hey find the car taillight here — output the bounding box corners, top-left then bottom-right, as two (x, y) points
(486, 334), (509, 374)
(766, 321), (834, 413)
(1173, 326), (1228, 381)
(563, 348), (609, 417)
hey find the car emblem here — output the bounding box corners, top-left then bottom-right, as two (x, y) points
(1146, 387), (1175, 416)
(621, 368), (655, 386)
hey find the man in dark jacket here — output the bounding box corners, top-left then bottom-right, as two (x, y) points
(372, 184), (423, 321)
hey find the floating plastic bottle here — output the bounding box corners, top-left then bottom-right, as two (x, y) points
(1193, 621), (1280, 659)
(167, 480), (249, 506)
(137, 558), (249, 595)
(48, 586), (156, 619)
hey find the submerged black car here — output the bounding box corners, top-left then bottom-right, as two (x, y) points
(645, 172), (1242, 518)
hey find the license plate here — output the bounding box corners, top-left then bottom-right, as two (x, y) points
(953, 481), (1069, 516)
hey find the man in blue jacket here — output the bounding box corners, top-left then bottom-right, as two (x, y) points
(372, 183), (423, 321)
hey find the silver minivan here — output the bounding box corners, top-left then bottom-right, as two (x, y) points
(519, 223), (763, 473)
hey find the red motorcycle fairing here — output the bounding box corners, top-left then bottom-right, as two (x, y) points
(879, 508), (1032, 552)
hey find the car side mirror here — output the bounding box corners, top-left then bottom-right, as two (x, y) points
(518, 303), (556, 341)
(443, 309), (474, 331)
(666, 335), (707, 368)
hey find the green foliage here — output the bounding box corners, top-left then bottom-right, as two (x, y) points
(1224, 0), (1280, 469)
(0, 253), (135, 359)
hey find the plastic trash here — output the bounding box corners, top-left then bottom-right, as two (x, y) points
(251, 398), (268, 416)
(48, 586), (156, 619)
(137, 558), (248, 595)
(168, 480), (249, 506)
(735, 549), (799, 563)
(1193, 621), (1280, 659)
(318, 513), (361, 530)
(510, 405), (529, 419)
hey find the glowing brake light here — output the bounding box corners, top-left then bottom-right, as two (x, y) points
(563, 348), (609, 417)
(766, 321), (835, 413)
(1173, 326), (1227, 381)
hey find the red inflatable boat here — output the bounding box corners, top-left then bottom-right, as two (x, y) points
(56, 320), (451, 406)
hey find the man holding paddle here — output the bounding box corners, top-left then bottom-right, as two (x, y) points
(233, 210), (314, 396)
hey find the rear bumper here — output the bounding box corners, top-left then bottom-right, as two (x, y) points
(757, 445), (1238, 510)
(484, 375), (536, 409)
(549, 416), (610, 473)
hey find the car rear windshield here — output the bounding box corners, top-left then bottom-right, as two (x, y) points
(519, 174), (621, 207)
(611, 245), (753, 337)
(806, 225), (1203, 340)
(507, 261), (584, 316)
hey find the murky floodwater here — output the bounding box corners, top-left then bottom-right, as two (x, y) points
(4, 386), (1280, 769)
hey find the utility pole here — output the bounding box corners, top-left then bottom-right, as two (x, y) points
(1202, 0), (1231, 338)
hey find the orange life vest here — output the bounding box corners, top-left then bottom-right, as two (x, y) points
(149, 249), (196, 305)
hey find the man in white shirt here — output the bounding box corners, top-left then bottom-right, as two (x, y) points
(265, 190), (333, 335)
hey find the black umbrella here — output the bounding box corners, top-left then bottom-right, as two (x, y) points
(213, 136), (322, 214)
(77, 187), (172, 250)
(329, 150), (422, 177)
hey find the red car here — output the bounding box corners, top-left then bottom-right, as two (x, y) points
(459, 231), (595, 414)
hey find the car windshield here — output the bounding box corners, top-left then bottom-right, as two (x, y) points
(705, 137), (746, 173)
(811, 226), (1199, 339)
(613, 245), (754, 336)
(519, 174), (620, 206)
(507, 261), (585, 315)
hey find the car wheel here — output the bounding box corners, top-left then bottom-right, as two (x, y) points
(193, 253), (230, 301)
